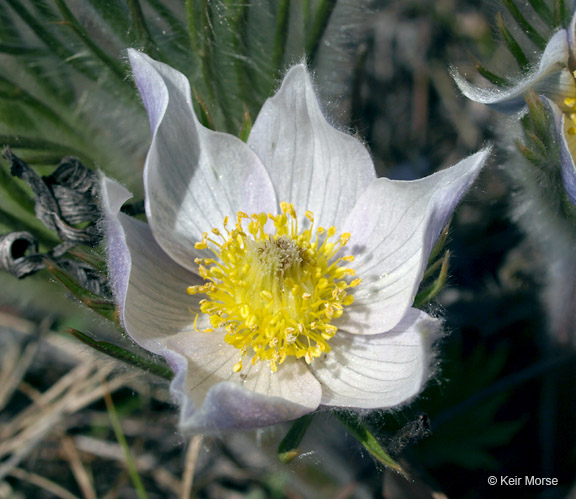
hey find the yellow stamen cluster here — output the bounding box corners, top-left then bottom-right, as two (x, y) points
(186, 202), (360, 373)
(565, 93), (576, 135)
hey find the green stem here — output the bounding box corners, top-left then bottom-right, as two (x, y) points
(103, 382), (149, 499)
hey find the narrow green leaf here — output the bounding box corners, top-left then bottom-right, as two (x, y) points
(0, 43), (47, 56)
(239, 110), (252, 142)
(0, 77), (80, 137)
(414, 251), (450, 308)
(306, 0), (338, 65)
(70, 329), (174, 380)
(192, 88), (215, 130)
(335, 411), (405, 475)
(278, 414), (314, 464)
(102, 381), (149, 499)
(185, 0), (201, 52)
(68, 247), (106, 271)
(226, 1), (257, 112)
(127, 0), (160, 59)
(473, 60), (512, 88)
(44, 259), (118, 323)
(0, 135), (87, 159)
(145, 0), (189, 47)
(553, 0), (567, 27)
(53, 0), (128, 82)
(185, 0), (232, 130)
(86, 0), (132, 42)
(428, 223), (450, 264)
(516, 139), (543, 166)
(496, 12), (530, 71)
(503, 0), (547, 50)
(7, 0), (98, 80)
(524, 90), (549, 140)
(525, 130), (548, 158)
(528, 0), (554, 26)
(422, 254), (444, 283)
(272, 0), (291, 75)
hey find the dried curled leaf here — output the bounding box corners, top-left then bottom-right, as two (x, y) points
(3, 147), (101, 246)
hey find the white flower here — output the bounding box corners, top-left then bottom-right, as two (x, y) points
(100, 50), (490, 433)
(452, 10), (576, 203)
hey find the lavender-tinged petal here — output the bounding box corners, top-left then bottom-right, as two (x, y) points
(100, 175), (134, 315)
(164, 344), (321, 433)
(100, 175), (206, 353)
(337, 148), (490, 334)
(128, 50), (277, 273)
(248, 64), (376, 229)
(311, 309), (441, 408)
(569, 7), (576, 51)
(545, 98), (576, 205)
(452, 30), (570, 114)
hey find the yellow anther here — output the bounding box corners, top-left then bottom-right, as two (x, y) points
(350, 278), (362, 287)
(233, 361), (243, 373)
(566, 97), (576, 108)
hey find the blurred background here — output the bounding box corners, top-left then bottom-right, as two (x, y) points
(0, 0), (575, 497)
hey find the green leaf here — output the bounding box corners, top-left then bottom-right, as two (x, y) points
(239, 110), (252, 142)
(44, 259), (118, 323)
(0, 76), (80, 138)
(553, 0), (567, 27)
(306, 0), (338, 65)
(127, 0), (160, 59)
(53, 0), (128, 83)
(335, 411), (405, 475)
(528, 0), (554, 26)
(496, 12), (530, 71)
(427, 222), (450, 264)
(69, 328), (174, 380)
(503, 0), (547, 50)
(473, 60), (512, 88)
(414, 251), (450, 308)
(7, 0), (98, 80)
(278, 414), (314, 464)
(145, 0), (189, 51)
(272, 0), (291, 76)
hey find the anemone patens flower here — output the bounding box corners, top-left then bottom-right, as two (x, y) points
(453, 8), (576, 204)
(100, 50), (490, 432)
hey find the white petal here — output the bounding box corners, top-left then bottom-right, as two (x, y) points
(337, 148), (490, 334)
(100, 174), (205, 354)
(163, 336), (322, 432)
(545, 98), (576, 205)
(128, 50), (277, 272)
(452, 30), (570, 113)
(311, 309), (441, 408)
(248, 64), (375, 228)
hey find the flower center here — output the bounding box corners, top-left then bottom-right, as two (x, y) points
(186, 202), (360, 373)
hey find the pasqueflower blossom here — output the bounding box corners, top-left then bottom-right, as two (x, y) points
(100, 50), (490, 432)
(453, 10), (576, 204)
